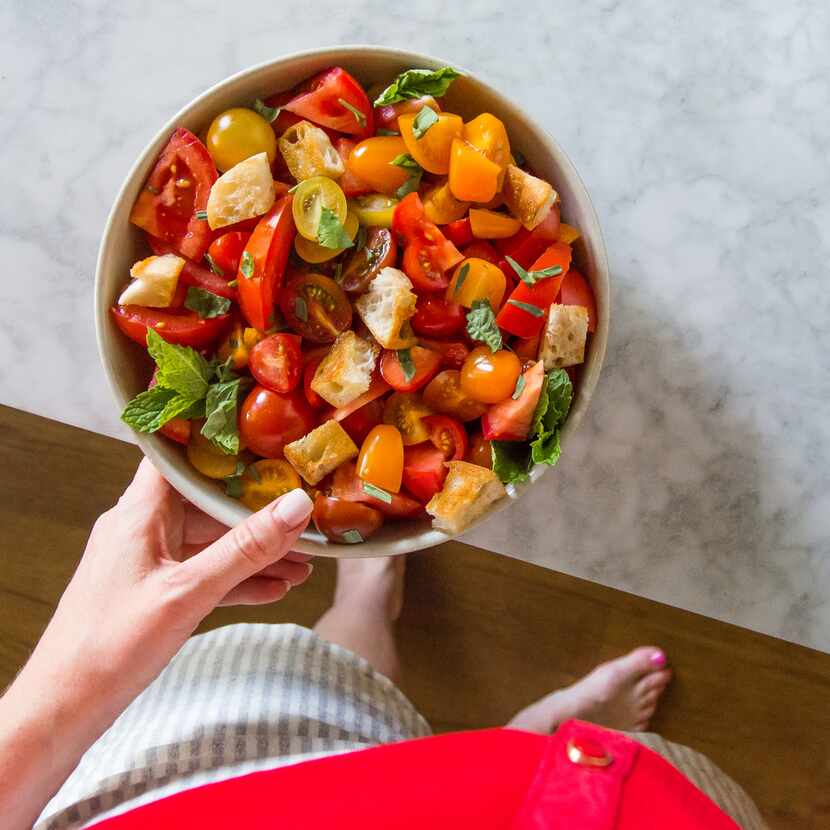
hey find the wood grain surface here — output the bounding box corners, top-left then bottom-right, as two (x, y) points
(1, 404), (827, 828)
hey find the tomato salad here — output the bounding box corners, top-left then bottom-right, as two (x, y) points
(116, 65), (597, 543)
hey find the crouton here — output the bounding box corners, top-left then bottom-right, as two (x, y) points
(206, 152), (276, 230)
(284, 420), (358, 485)
(502, 164), (558, 230)
(426, 461), (507, 535)
(118, 253), (184, 307)
(354, 267), (418, 349)
(557, 223), (581, 245)
(539, 304), (589, 369)
(278, 121), (345, 182)
(310, 331), (378, 408)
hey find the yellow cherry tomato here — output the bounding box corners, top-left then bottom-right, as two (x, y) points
(422, 180), (469, 225)
(357, 424), (404, 493)
(350, 194), (399, 227)
(460, 346), (522, 404)
(292, 176), (348, 241)
(469, 208), (521, 239)
(398, 111), (464, 175)
(557, 223), (582, 245)
(422, 370), (487, 422)
(217, 324), (263, 370)
(347, 136), (411, 196)
(448, 139), (502, 203)
(294, 210), (359, 263)
(446, 257), (507, 310)
(206, 107), (277, 172)
(463, 113), (511, 170)
(187, 427), (242, 479)
(240, 459), (302, 512)
(382, 392), (433, 446)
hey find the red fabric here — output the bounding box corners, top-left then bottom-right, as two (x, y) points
(92, 722), (738, 830)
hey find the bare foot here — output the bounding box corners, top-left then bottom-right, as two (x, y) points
(508, 647), (672, 734)
(334, 555), (406, 621)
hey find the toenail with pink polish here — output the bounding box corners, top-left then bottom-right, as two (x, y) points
(650, 650), (666, 667)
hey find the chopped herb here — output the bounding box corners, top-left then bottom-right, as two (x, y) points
(390, 153), (423, 199)
(338, 97), (367, 127)
(146, 328), (212, 400)
(362, 480), (393, 503)
(453, 262), (470, 297)
(397, 348), (416, 382)
(466, 298), (502, 352)
(374, 66), (462, 106)
(288, 182), (300, 193)
(376, 128), (400, 136)
(247, 462), (262, 483)
(507, 299), (545, 317)
(195, 209), (208, 221)
(317, 207), (354, 250)
(390, 153), (421, 170)
(240, 251), (255, 278)
(354, 225), (367, 253)
(225, 474), (244, 499)
(333, 262), (343, 283)
(412, 106), (439, 139)
(204, 253), (224, 276)
(512, 373), (526, 400)
(253, 98), (279, 122)
(294, 295), (308, 322)
(214, 355), (239, 383)
(201, 379), (246, 455)
(342, 529), (364, 544)
(227, 279), (238, 288)
(505, 256), (563, 287)
(185, 287), (232, 319)
(513, 149), (526, 167)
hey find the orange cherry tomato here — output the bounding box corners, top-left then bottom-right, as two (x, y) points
(399, 111), (464, 174)
(217, 323), (263, 370)
(422, 180), (469, 225)
(240, 459), (302, 513)
(380, 345), (442, 393)
(422, 370), (487, 422)
(446, 257), (507, 310)
(375, 96), (441, 131)
(460, 346), (522, 404)
(469, 208), (521, 239)
(186, 426), (242, 480)
(357, 424), (404, 493)
(465, 432), (492, 469)
(463, 113), (511, 171)
(382, 391), (433, 445)
(448, 138), (501, 203)
(347, 136), (411, 196)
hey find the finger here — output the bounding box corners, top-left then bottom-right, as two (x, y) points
(219, 577), (292, 606)
(183, 504), (229, 545)
(119, 458), (173, 509)
(179, 489), (313, 603)
(257, 560), (313, 584)
(283, 551), (314, 564)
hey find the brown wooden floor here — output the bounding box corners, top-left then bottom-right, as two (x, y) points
(1, 404), (828, 828)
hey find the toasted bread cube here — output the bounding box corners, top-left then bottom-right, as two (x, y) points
(206, 152), (276, 230)
(426, 461), (507, 535)
(539, 304), (589, 369)
(284, 420), (359, 485)
(502, 164), (558, 230)
(118, 253), (184, 307)
(355, 267), (418, 349)
(278, 121), (345, 182)
(310, 331), (378, 408)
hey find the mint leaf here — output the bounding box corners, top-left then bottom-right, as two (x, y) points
(374, 66), (462, 106)
(121, 387), (177, 432)
(240, 250), (255, 278)
(253, 98), (279, 122)
(507, 299), (545, 318)
(146, 328), (211, 400)
(317, 207), (354, 250)
(505, 256), (563, 287)
(201, 379), (246, 454)
(412, 106), (439, 139)
(397, 348), (416, 382)
(466, 298), (502, 352)
(529, 369), (573, 466)
(338, 97), (367, 127)
(491, 440), (532, 484)
(185, 286), (232, 319)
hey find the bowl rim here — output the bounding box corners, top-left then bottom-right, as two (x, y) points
(95, 44), (610, 557)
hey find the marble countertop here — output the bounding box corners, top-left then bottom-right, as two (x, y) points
(3, 1), (828, 651)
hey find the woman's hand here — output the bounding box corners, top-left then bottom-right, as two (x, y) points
(0, 458), (314, 830)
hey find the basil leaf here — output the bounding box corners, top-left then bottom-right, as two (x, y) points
(453, 262), (470, 297)
(362, 481), (392, 503)
(184, 287), (232, 319)
(374, 66), (462, 106)
(240, 251), (255, 278)
(342, 529), (364, 544)
(390, 153), (421, 170)
(507, 299), (545, 318)
(247, 462), (262, 483)
(317, 206), (354, 250)
(294, 295), (308, 322)
(412, 106), (439, 139)
(491, 440), (532, 484)
(201, 379), (246, 455)
(376, 128), (400, 136)
(397, 348), (416, 382)
(253, 98), (279, 122)
(204, 253), (224, 276)
(195, 209), (208, 220)
(395, 170), (423, 199)
(146, 328), (212, 400)
(337, 97), (367, 127)
(512, 373), (526, 400)
(505, 256), (563, 287)
(466, 298), (502, 352)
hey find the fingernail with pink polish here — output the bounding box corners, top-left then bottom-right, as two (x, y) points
(274, 489), (313, 527)
(650, 650), (666, 668)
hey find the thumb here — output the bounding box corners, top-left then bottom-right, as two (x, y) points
(180, 488), (313, 604)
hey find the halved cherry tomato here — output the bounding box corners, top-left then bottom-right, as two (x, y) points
(462, 239), (501, 265)
(443, 218), (474, 248)
(422, 414), (467, 460)
(463, 113), (511, 173)
(129, 128), (217, 261)
(351, 194), (399, 228)
(422, 180), (469, 225)
(418, 338), (470, 369)
(357, 424), (404, 493)
(313, 495), (384, 544)
(340, 227), (397, 294)
(402, 241), (450, 293)
(401, 443), (447, 503)
(279, 273), (352, 343)
(375, 95), (440, 132)
(335, 138), (373, 197)
(249, 333), (302, 394)
(383, 392), (433, 445)
(239, 385), (317, 459)
(496, 242), (572, 338)
(465, 433), (492, 469)
(380, 345), (442, 393)
(111, 306), (230, 348)
(332, 461), (423, 519)
(460, 346), (522, 404)
(558, 268), (597, 333)
(338, 398), (384, 445)
(411, 296), (465, 338)
(237, 196), (295, 331)
(422, 370), (487, 422)
(469, 208), (521, 239)
(217, 323), (263, 370)
(347, 136), (411, 195)
(283, 67), (374, 138)
(240, 459), (302, 512)
(208, 231), (251, 275)
(399, 111), (463, 175)
(481, 359), (545, 442)
(446, 257), (506, 310)
(187, 426), (241, 480)
(331, 375), (391, 422)
(303, 358), (325, 408)
(448, 138), (501, 203)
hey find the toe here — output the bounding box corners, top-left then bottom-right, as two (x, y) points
(614, 646), (667, 680)
(632, 718), (651, 732)
(636, 668), (672, 696)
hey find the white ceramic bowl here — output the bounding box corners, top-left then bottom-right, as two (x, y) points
(95, 46), (609, 558)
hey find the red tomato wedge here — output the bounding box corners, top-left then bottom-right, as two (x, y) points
(337, 398), (384, 445)
(249, 333), (303, 394)
(283, 67), (374, 138)
(331, 462), (424, 519)
(495, 205), (560, 270)
(411, 296), (466, 338)
(443, 218), (474, 248)
(380, 346), (442, 393)
(330, 376), (391, 422)
(496, 243), (572, 338)
(147, 236), (238, 301)
(481, 360), (545, 441)
(130, 128), (217, 261)
(402, 443), (448, 504)
(461, 239), (501, 265)
(558, 268), (597, 333)
(422, 415), (468, 460)
(207, 231), (251, 275)
(237, 195), (295, 331)
(303, 358), (326, 408)
(335, 138), (373, 197)
(418, 338), (470, 369)
(111, 306), (230, 348)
